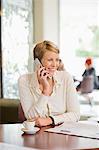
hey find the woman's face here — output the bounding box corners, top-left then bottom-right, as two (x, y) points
(41, 51), (60, 76)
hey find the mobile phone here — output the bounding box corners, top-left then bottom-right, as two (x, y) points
(34, 58), (51, 78)
(34, 58), (42, 71)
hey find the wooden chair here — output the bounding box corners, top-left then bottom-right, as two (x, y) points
(18, 103), (26, 122)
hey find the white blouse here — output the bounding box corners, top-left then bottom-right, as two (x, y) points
(18, 71), (80, 125)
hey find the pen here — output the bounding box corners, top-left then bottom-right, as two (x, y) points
(61, 129), (71, 133)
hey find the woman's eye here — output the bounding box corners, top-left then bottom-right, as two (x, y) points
(48, 59), (52, 61)
(48, 59), (59, 61)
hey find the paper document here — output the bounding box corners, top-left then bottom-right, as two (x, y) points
(45, 121), (99, 139)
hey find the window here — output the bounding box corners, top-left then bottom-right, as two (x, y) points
(1, 0), (33, 98)
(60, 0), (99, 78)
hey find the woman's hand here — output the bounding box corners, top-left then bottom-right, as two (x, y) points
(35, 117), (52, 127)
(37, 66), (53, 96)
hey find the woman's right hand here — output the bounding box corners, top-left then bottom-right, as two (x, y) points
(37, 66), (52, 96)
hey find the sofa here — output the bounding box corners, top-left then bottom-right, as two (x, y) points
(0, 98), (25, 124)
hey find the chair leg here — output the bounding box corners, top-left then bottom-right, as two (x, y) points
(83, 94), (94, 107)
(87, 96), (94, 107)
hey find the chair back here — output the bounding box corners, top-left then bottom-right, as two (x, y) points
(18, 103), (26, 122)
(80, 76), (94, 94)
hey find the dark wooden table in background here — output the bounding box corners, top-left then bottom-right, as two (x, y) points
(0, 124), (99, 150)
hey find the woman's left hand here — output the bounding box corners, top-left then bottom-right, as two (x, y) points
(35, 117), (52, 127)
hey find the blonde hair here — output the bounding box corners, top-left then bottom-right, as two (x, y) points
(33, 40), (59, 61)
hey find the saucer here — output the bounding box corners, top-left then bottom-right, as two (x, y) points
(21, 127), (40, 134)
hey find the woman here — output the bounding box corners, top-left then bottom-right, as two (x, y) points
(57, 59), (65, 71)
(18, 40), (80, 127)
(76, 58), (99, 91)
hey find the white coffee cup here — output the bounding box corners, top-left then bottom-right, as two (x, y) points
(23, 120), (35, 131)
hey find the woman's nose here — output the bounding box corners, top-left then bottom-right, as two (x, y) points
(52, 61), (57, 67)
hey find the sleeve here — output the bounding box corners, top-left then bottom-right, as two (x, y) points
(92, 68), (99, 89)
(51, 73), (80, 125)
(82, 70), (86, 77)
(18, 75), (50, 119)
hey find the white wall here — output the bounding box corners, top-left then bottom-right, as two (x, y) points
(33, 0), (59, 45)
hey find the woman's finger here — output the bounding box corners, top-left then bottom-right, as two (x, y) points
(37, 67), (45, 77)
